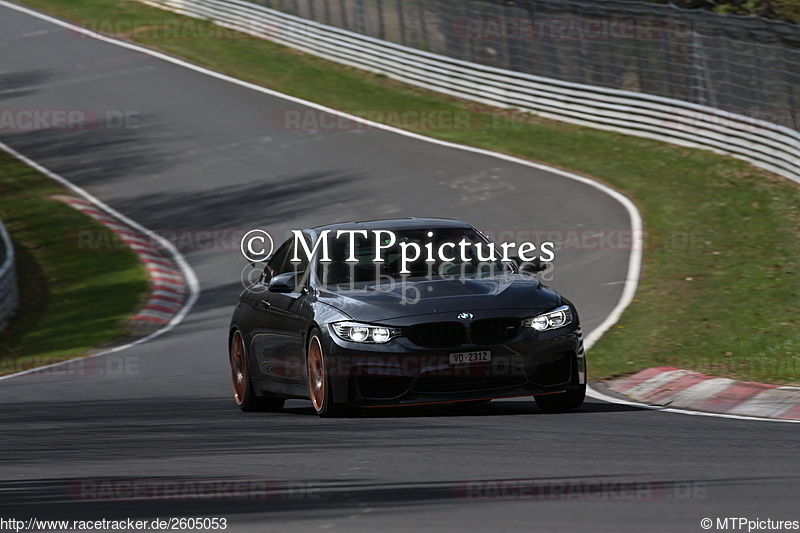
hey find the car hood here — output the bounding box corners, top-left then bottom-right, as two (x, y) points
(315, 275), (561, 323)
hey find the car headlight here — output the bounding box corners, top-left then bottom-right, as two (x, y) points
(331, 322), (402, 343)
(522, 305), (573, 332)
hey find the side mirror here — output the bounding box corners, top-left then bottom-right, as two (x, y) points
(268, 271), (298, 293)
(513, 256), (547, 273)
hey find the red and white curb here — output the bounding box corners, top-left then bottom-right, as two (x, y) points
(607, 366), (800, 421)
(58, 195), (187, 327)
(0, 139), (198, 382)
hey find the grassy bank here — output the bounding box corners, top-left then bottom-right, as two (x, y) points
(15, 0), (800, 383)
(0, 150), (148, 375)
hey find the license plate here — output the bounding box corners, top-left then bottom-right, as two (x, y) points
(449, 350), (491, 365)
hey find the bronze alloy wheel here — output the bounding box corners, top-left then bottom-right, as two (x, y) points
(230, 330), (248, 406)
(306, 330), (347, 417)
(307, 334), (326, 413)
(229, 329), (284, 412)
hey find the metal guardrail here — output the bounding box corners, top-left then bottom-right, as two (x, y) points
(244, 0), (800, 131)
(0, 219), (18, 333)
(138, 0), (800, 184)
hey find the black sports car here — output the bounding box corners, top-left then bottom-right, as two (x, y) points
(229, 218), (586, 417)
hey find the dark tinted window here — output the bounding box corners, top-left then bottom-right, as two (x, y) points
(268, 239), (292, 275)
(271, 236), (310, 276)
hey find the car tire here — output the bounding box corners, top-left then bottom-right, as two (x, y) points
(229, 329), (285, 412)
(307, 328), (347, 418)
(534, 384), (586, 413)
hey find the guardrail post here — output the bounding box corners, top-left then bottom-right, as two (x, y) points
(0, 219), (18, 334)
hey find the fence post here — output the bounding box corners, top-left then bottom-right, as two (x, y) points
(691, 30), (718, 108)
(396, 0), (407, 46)
(355, 0), (366, 35)
(339, 0), (349, 30)
(376, 0), (385, 41)
(417, 0), (429, 50)
(322, 0), (331, 24)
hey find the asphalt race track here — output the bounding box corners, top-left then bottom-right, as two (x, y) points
(1, 4), (798, 532)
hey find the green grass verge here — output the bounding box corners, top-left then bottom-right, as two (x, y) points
(0, 150), (148, 375)
(15, 0), (800, 384)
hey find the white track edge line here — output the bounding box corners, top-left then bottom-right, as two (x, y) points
(587, 383), (800, 424)
(0, 0), (640, 364)
(5, 1), (791, 424)
(0, 139), (200, 382)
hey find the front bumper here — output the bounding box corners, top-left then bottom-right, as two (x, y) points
(323, 323), (585, 406)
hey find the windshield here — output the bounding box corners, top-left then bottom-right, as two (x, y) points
(315, 227), (514, 286)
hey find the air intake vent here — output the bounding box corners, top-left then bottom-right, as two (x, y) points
(470, 318), (521, 344)
(405, 322), (465, 347)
